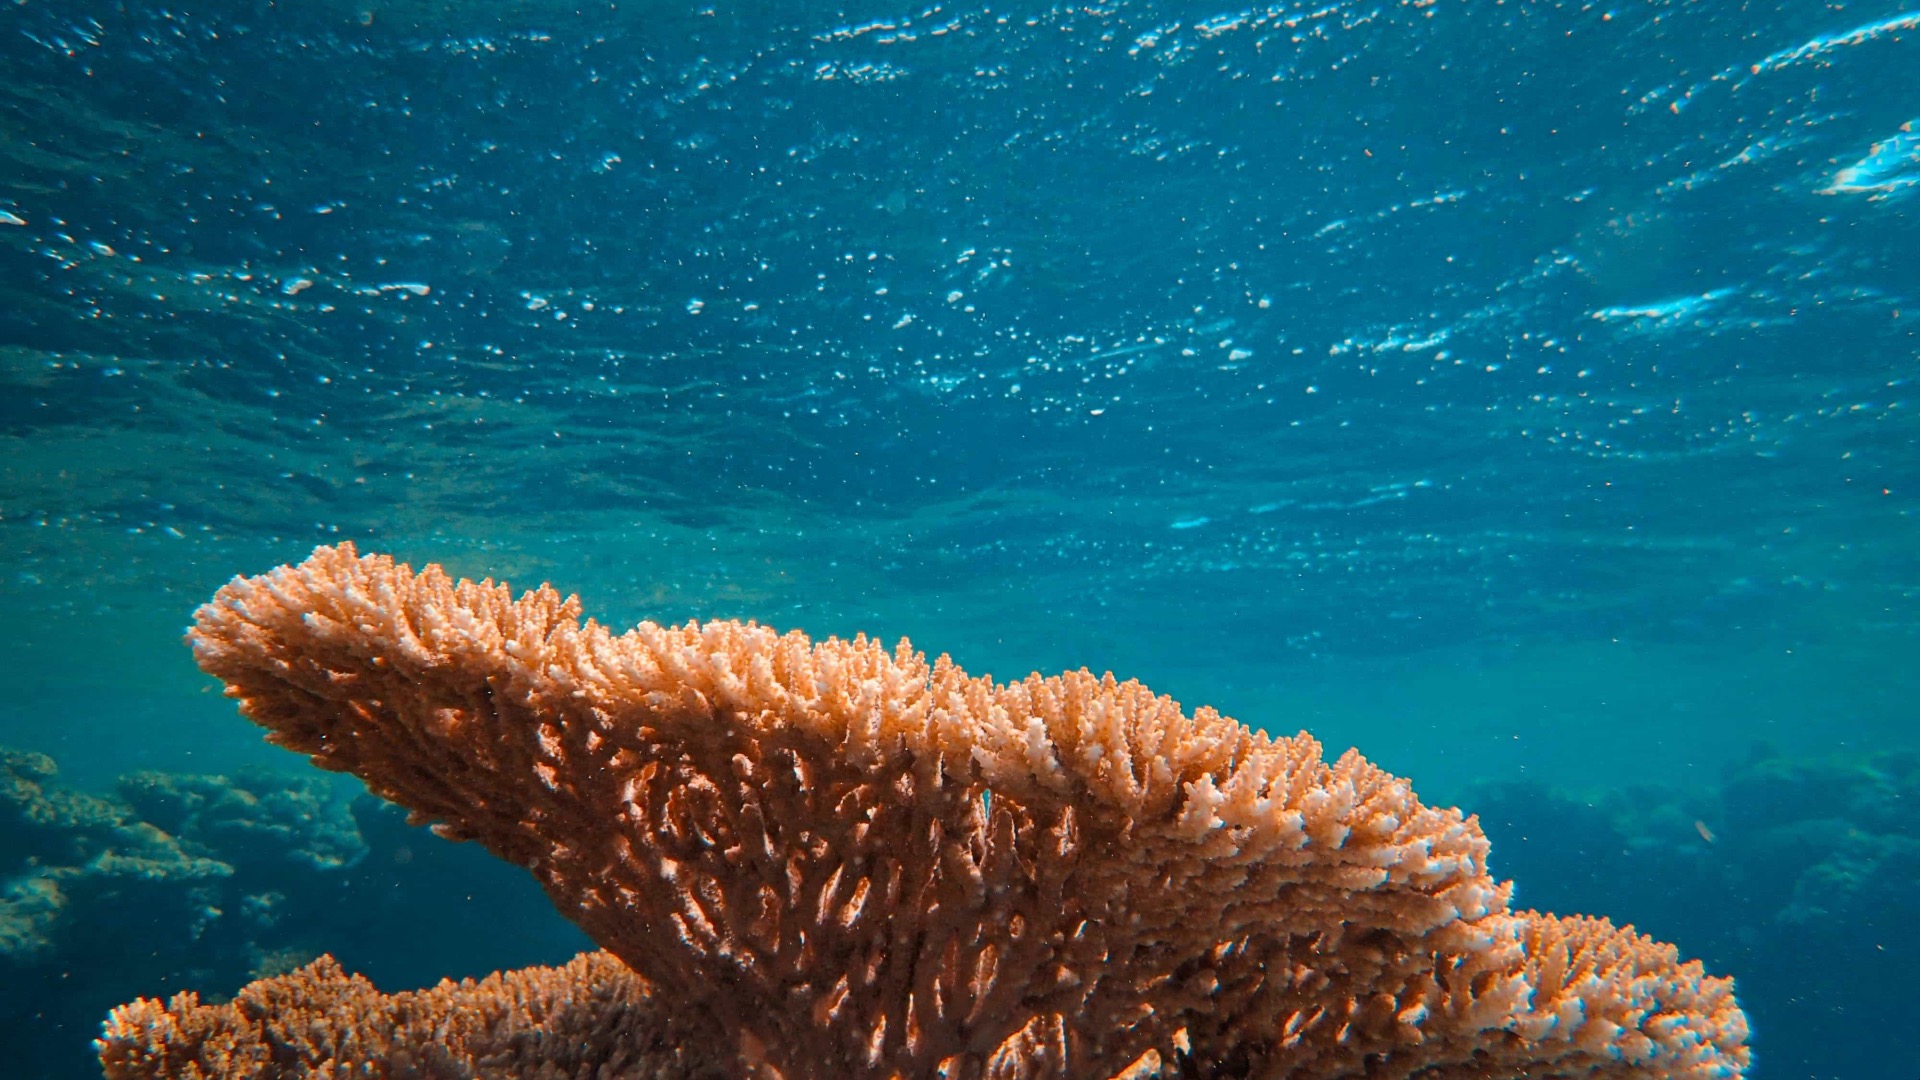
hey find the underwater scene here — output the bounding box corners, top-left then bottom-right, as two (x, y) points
(2, 0), (1916, 1076)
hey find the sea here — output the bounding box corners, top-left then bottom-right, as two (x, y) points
(1, 0), (1915, 1076)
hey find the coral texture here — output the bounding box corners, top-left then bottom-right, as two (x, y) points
(105, 544), (1748, 1078)
(100, 950), (693, 1080)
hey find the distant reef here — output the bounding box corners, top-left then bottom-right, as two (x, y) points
(0, 747), (589, 1080)
(1472, 745), (1920, 1080)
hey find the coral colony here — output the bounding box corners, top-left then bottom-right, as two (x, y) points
(100, 545), (1747, 1078)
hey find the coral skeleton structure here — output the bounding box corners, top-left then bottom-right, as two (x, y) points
(100, 544), (1748, 1078)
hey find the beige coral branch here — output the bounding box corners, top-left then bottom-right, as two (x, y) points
(99, 951), (694, 1080)
(102, 543), (1748, 1078)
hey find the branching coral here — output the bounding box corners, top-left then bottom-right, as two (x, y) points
(99, 951), (690, 1080)
(101, 544), (1748, 1078)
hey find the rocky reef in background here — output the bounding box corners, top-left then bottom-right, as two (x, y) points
(2, 741), (1911, 1078)
(0, 748), (590, 1080)
(1472, 745), (1919, 1080)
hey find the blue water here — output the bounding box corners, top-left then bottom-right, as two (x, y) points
(1, 0), (1916, 1076)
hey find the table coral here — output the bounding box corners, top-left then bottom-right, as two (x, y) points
(101, 544), (1749, 1078)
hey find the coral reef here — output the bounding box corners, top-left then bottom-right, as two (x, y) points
(101, 544), (1749, 1078)
(0, 746), (587, 1080)
(98, 952), (690, 1080)
(1, 748), (240, 1079)
(1473, 745), (1920, 1080)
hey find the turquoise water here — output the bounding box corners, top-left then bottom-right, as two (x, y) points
(2, 0), (1916, 1076)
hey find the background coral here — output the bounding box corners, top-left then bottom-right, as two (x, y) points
(99, 952), (690, 1080)
(1472, 745), (1920, 1080)
(0, 747), (587, 1080)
